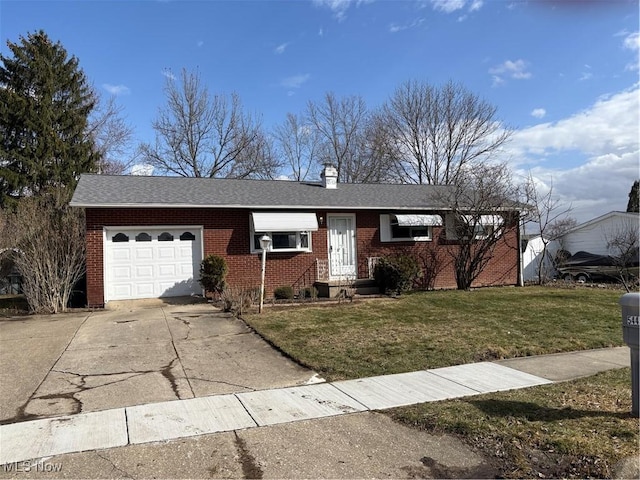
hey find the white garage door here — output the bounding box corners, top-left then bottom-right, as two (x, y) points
(105, 227), (203, 301)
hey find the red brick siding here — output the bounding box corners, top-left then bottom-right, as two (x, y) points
(84, 208), (519, 307)
(353, 211), (519, 290)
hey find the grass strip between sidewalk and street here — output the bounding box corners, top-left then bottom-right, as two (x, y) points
(390, 368), (637, 479)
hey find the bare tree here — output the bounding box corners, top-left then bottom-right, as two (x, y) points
(306, 92), (374, 183)
(606, 219), (639, 292)
(140, 69), (277, 179)
(440, 162), (520, 290)
(87, 92), (136, 175)
(5, 191), (85, 313)
(273, 113), (321, 181)
(523, 173), (572, 284)
(378, 80), (512, 185)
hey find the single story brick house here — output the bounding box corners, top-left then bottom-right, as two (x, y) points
(70, 166), (522, 308)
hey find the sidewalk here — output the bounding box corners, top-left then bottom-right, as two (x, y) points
(0, 346), (631, 466)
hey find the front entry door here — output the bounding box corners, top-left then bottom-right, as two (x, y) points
(328, 215), (356, 278)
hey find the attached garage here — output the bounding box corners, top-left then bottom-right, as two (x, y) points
(104, 226), (203, 302)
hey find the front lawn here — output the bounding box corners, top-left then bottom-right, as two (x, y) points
(243, 285), (637, 479)
(243, 286), (624, 381)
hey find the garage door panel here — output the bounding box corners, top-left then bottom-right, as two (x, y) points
(134, 283), (155, 296)
(106, 227), (202, 301)
(111, 249), (131, 262)
(179, 263), (193, 275)
(134, 247), (153, 260)
(158, 264), (176, 277)
(113, 266), (132, 280)
(158, 247), (175, 259)
(113, 285), (133, 298)
(135, 265), (154, 278)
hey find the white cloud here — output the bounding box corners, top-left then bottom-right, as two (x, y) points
(622, 32), (639, 71)
(430, 0), (466, 13)
(130, 164), (154, 176)
(531, 108), (546, 119)
(389, 17), (425, 33)
(469, 0), (483, 12)
(623, 31), (639, 51)
(274, 42), (289, 54)
(102, 84), (130, 96)
(579, 71), (593, 81)
(489, 59), (532, 86)
(312, 0), (372, 21)
(280, 73), (311, 89)
(161, 69), (176, 81)
(506, 85), (640, 223)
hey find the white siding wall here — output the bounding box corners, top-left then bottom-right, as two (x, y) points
(555, 213), (639, 256)
(523, 236), (552, 282)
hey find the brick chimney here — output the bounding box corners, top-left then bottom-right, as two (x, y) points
(321, 163), (338, 189)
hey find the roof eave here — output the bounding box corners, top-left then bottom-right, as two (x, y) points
(70, 202), (455, 210)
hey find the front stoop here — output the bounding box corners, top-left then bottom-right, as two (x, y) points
(314, 279), (379, 298)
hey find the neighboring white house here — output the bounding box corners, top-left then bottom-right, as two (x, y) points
(522, 234), (552, 282)
(522, 211), (639, 283)
(553, 211), (639, 257)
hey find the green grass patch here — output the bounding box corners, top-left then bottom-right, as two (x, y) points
(390, 368), (639, 479)
(243, 286), (624, 380)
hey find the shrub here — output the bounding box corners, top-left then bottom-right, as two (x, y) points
(373, 254), (421, 295)
(299, 286), (318, 300)
(274, 285), (294, 300)
(199, 255), (227, 296)
(220, 286), (258, 317)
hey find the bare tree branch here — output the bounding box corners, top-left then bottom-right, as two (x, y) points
(605, 219), (639, 292)
(86, 91), (135, 175)
(272, 113), (321, 181)
(522, 173), (573, 284)
(378, 80), (512, 185)
(139, 69), (277, 179)
(438, 162), (521, 290)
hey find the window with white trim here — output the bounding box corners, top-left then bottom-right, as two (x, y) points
(445, 214), (504, 240)
(379, 214), (442, 242)
(250, 212), (317, 253)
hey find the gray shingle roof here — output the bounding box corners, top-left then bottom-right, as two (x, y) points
(70, 174), (457, 211)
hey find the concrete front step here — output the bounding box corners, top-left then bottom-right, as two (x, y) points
(314, 279), (379, 298)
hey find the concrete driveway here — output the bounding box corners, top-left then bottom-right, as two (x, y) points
(0, 300), (317, 424)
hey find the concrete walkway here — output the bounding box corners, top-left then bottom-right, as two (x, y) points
(0, 346), (631, 466)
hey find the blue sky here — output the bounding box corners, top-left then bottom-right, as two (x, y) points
(1, 0), (638, 223)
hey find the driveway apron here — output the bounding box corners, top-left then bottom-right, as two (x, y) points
(0, 303), (316, 423)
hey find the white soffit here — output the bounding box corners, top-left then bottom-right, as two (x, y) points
(394, 214), (443, 227)
(252, 212), (319, 232)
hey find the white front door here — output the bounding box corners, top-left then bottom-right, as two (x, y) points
(328, 215), (356, 278)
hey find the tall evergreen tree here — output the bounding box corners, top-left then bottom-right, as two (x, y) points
(627, 180), (639, 213)
(0, 30), (98, 206)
